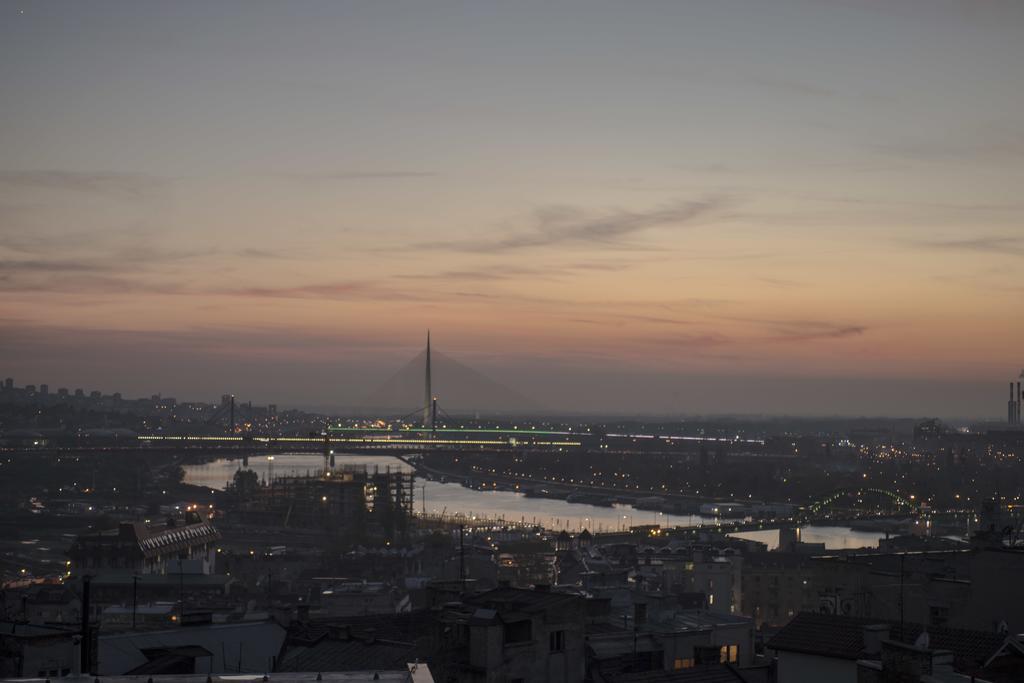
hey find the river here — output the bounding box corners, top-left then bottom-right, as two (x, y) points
(182, 453), (884, 550)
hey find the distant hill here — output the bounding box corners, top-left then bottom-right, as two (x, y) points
(361, 348), (538, 416)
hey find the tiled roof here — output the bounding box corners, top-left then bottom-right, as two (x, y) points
(766, 612), (1008, 671)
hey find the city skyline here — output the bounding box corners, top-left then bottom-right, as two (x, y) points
(3, 1), (1023, 416)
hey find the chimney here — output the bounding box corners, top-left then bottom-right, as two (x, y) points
(862, 624), (889, 656)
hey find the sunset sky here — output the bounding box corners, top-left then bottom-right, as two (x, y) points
(2, 1), (1023, 417)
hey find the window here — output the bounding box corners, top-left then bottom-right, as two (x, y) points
(504, 619), (532, 644)
(549, 630), (565, 652)
(673, 658), (694, 670)
(929, 605), (949, 627)
(719, 644), (739, 663)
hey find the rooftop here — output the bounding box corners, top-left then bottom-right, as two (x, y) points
(70, 521), (221, 560)
(465, 586), (584, 614)
(766, 612), (1012, 672)
(1, 674), (422, 683)
(0, 621), (76, 639)
(605, 664), (753, 682)
(277, 640), (418, 673)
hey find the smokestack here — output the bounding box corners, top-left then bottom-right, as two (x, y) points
(1017, 381), (1021, 426)
(1011, 382), (1017, 425)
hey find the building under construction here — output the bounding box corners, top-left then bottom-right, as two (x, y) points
(233, 465), (415, 540)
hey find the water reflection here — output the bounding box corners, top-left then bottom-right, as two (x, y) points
(183, 453), (882, 548)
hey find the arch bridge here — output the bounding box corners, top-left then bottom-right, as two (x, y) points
(805, 487), (917, 516)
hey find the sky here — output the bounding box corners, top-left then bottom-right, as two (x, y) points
(1, 0), (1023, 418)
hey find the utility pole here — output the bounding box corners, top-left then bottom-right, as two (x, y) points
(459, 524), (466, 594)
(899, 553), (905, 638)
(178, 564), (185, 623)
(323, 423), (331, 474)
(132, 575), (139, 630)
(81, 575), (92, 675)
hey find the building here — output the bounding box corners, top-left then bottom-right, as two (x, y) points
(439, 585), (589, 683)
(97, 619), (287, 675)
(806, 547), (1024, 634)
(740, 553), (817, 628)
(68, 517), (220, 577)
(16, 584), (82, 625)
(276, 610), (439, 674)
(687, 555), (740, 614)
(767, 612), (1024, 683)
(586, 590), (755, 679)
(0, 622), (77, 678)
(0, 671), (433, 683)
(234, 467), (414, 540)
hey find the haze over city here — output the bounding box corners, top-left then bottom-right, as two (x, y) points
(3, 0), (1023, 417)
(8, 5), (1024, 683)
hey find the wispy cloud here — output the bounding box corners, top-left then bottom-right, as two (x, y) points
(0, 274), (186, 295)
(416, 197), (729, 253)
(913, 235), (1024, 257)
(215, 281), (425, 302)
(0, 259), (114, 274)
(875, 127), (1024, 165)
(635, 333), (731, 349)
(281, 170), (436, 182)
(398, 265), (561, 282)
(236, 248), (294, 260)
(712, 314), (867, 343)
(398, 261), (634, 282)
(744, 74), (835, 98)
(768, 323), (865, 343)
(757, 277), (806, 288)
(0, 170), (167, 197)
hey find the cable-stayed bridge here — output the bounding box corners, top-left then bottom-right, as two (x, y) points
(361, 332), (539, 422)
(135, 333), (766, 453)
